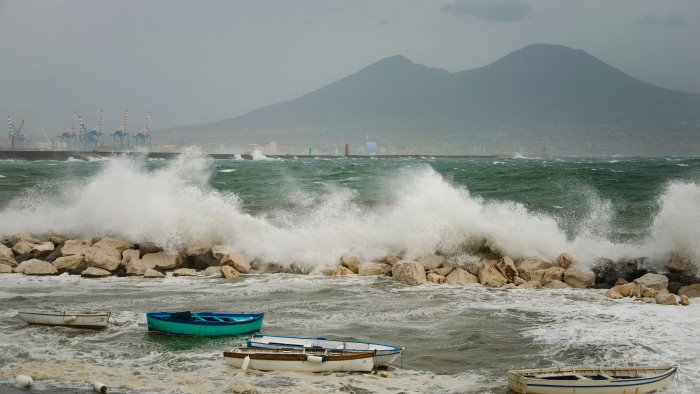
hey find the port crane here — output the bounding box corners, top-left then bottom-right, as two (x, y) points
(57, 112), (78, 150)
(112, 110), (129, 149)
(8, 116), (29, 148)
(81, 110), (104, 150)
(133, 111), (152, 148)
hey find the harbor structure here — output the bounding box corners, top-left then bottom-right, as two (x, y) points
(112, 110), (130, 149)
(57, 112), (78, 150)
(133, 111), (152, 148)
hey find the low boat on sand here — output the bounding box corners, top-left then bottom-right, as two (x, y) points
(247, 334), (403, 367)
(18, 310), (111, 329)
(223, 347), (376, 372)
(146, 311), (263, 336)
(508, 364), (678, 394)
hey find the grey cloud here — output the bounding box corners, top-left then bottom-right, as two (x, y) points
(635, 15), (687, 28)
(441, 0), (533, 22)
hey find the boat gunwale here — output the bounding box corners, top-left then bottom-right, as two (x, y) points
(147, 312), (264, 326)
(18, 311), (111, 318)
(510, 365), (678, 389)
(224, 348), (376, 362)
(248, 334), (403, 352)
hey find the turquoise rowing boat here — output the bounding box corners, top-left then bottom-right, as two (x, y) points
(146, 311), (264, 336)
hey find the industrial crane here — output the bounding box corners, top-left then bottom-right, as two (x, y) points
(84, 110), (104, 150)
(111, 110), (129, 149)
(57, 112), (78, 150)
(8, 116), (29, 148)
(133, 111), (152, 148)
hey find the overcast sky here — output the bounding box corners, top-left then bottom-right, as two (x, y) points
(1, 0), (699, 135)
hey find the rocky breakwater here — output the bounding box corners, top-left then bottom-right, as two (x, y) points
(1, 233), (698, 307)
(331, 251), (698, 306)
(0, 234), (252, 281)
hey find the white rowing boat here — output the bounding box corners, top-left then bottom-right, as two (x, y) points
(18, 310), (111, 329)
(508, 365), (678, 394)
(223, 347), (376, 372)
(246, 334), (403, 367)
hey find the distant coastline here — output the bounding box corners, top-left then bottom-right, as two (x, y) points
(0, 150), (503, 161)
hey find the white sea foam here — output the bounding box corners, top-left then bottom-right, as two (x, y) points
(0, 153), (698, 269)
(250, 150), (276, 161)
(219, 169), (236, 173)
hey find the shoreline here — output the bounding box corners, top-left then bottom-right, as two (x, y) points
(2, 234), (698, 305)
(0, 149), (504, 161)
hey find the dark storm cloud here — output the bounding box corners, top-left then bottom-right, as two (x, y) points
(635, 15), (687, 28)
(441, 0), (533, 22)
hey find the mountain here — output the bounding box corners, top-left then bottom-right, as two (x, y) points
(162, 44), (700, 155)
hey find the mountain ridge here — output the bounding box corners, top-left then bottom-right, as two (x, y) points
(161, 44), (700, 155)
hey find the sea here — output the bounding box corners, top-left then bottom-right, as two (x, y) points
(0, 150), (698, 393)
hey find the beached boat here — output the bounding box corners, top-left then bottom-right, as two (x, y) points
(18, 310), (111, 329)
(247, 334), (403, 367)
(146, 311), (263, 336)
(508, 365), (678, 394)
(223, 347), (376, 372)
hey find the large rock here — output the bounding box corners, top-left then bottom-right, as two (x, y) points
(61, 239), (93, 256)
(143, 268), (165, 278)
(81, 267), (112, 278)
(211, 244), (228, 260)
(340, 254), (362, 273)
(433, 267), (454, 276)
(124, 253), (146, 276)
(0, 244), (16, 267)
(0, 264), (12, 273)
(93, 238), (132, 253)
(12, 240), (36, 255)
(532, 266), (566, 286)
(518, 281), (542, 289)
(203, 266), (222, 277)
(220, 253), (251, 274)
(655, 293), (678, 306)
(29, 242), (55, 258)
(84, 248), (121, 272)
(332, 265), (355, 276)
(465, 261), (484, 276)
(478, 263), (508, 287)
(608, 282), (658, 299)
(427, 273), (446, 284)
(11, 233), (40, 245)
(391, 261), (427, 285)
(52, 255), (87, 274)
(515, 258), (553, 281)
(173, 268), (197, 277)
(358, 262), (392, 276)
(666, 255), (696, 275)
(679, 283), (700, 298)
(544, 280), (570, 289)
(420, 255), (445, 270)
(137, 242), (163, 256)
(49, 235), (66, 246)
(496, 256), (518, 282)
(383, 254), (401, 266)
(185, 243), (210, 256)
(16, 259), (58, 275)
(221, 265), (241, 279)
(680, 295), (691, 305)
(553, 253), (577, 269)
(634, 273), (669, 292)
(445, 268), (479, 287)
(142, 252), (182, 271)
(563, 266), (595, 288)
(606, 289), (623, 299)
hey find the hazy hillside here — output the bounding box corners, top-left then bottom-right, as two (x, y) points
(160, 44), (700, 155)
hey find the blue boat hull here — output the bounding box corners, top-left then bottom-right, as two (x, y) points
(147, 311), (264, 337)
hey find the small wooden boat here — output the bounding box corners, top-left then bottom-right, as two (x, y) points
(18, 310), (111, 330)
(223, 347), (376, 372)
(508, 365), (678, 394)
(247, 334), (403, 367)
(146, 311), (263, 336)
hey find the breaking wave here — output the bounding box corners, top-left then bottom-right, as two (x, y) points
(0, 151), (698, 270)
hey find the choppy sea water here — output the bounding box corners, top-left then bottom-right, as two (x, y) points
(0, 151), (699, 392)
(0, 274), (698, 393)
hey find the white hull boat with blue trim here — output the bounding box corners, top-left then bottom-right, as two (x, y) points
(224, 347), (376, 372)
(246, 334), (403, 367)
(508, 365), (678, 394)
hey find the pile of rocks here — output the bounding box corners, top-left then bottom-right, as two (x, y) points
(333, 252), (596, 289)
(0, 234), (251, 279)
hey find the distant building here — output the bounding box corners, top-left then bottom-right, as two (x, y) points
(363, 134), (382, 154)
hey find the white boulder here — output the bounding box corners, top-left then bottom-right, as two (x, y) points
(391, 261), (427, 285)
